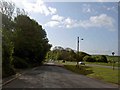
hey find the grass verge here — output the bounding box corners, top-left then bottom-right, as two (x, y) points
(64, 64), (119, 85)
(86, 62), (120, 67)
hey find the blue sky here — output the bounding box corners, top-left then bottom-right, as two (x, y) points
(11, 0), (119, 55)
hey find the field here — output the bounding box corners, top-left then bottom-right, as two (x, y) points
(64, 65), (119, 84)
(106, 55), (120, 62)
(56, 55), (120, 85)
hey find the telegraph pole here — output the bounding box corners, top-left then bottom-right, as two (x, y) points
(76, 37), (84, 67)
(112, 52), (115, 70)
(76, 37), (79, 67)
(77, 37), (79, 52)
(77, 37), (83, 52)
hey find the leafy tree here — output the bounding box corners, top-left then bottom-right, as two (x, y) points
(92, 55), (108, 63)
(47, 47), (77, 62)
(13, 15), (51, 67)
(83, 55), (95, 62)
(76, 51), (90, 62)
(2, 14), (15, 77)
(1, 0), (51, 78)
(1, 0), (16, 77)
(0, 0), (15, 18)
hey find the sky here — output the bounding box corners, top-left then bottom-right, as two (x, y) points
(9, 0), (119, 55)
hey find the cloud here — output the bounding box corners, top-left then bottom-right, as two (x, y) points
(45, 14), (64, 27)
(64, 17), (77, 28)
(75, 14), (115, 31)
(48, 7), (57, 15)
(45, 21), (60, 27)
(89, 14), (114, 27)
(45, 16), (76, 28)
(51, 14), (64, 22)
(45, 14), (115, 31)
(11, 0), (57, 16)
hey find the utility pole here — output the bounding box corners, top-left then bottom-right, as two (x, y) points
(76, 37), (84, 67)
(112, 52), (115, 70)
(77, 37), (83, 52)
(77, 37), (79, 52)
(76, 37), (79, 67)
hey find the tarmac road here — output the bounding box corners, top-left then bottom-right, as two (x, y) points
(2, 63), (118, 88)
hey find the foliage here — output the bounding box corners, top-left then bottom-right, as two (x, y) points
(1, 0), (51, 77)
(46, 46), (90, 62)
(13, 15), (51, 66)
(76, 52), (90, 62)
(106, 56), (120, 63)
(92, 55), (108, 63)
(12, 56), (29, 68)
(83, 55), (95, 62)
(0, 0), (15, 18)
(64, 65), (93, 75)
(2, 14), (16, 77)
(83, 55), (108, 63)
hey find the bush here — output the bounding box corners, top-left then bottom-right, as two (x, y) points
(2, 29), (16, 78)
(99, 55), (108, 63)
(76, 52), (91, 62)
(12, 56), (29, 68)
(62, 60), (65, 63)
(92, 55), (108, 63)
(83, 55), (95, 62)
(2, 65), (16, 78)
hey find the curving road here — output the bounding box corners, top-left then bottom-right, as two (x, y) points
(2, 63), (118, 88)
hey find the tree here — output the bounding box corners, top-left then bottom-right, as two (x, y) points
(1, 0), (51, 77)
(83, 55), (95, 62)
(75, 51), (90, 62)
(13, 15), (51, 67)
(2, 14), (15, 77)
(0, 0), (15, 18)
(49, 47), (77, 62)
(1, 0), (16, 77)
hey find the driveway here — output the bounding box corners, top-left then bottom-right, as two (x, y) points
(2, 63), (118, 88)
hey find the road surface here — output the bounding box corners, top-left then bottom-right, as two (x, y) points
(2, 63), (118, 88)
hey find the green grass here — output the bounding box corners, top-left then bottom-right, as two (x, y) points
(64, 64), (119, 84)
(57, 60), (119, 85)
(64, 65), (93, 75)
(85, 62), (120, 67)
(88, 66), (119, 84)
(106, 56), (120, 62)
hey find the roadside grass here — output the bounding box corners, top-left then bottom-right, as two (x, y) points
(85, 62), (120, 67)
(58, 60), (119, 68)
(87, 66), (119, 84)
(106, 56), (120, 62)
(60, 61), (119, 84)
(64, 65), (93, 75)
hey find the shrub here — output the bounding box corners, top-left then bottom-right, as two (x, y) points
(12, 56), (29, 68)
(62, 60), (65, 63)
(83, 55), (95, 62)
(2, 29), (16, 78)
(2, 65), (16, 78)
(99, 55), (108, 63)
(76, 52), (91, 62)
(92, 55), (108, 63)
